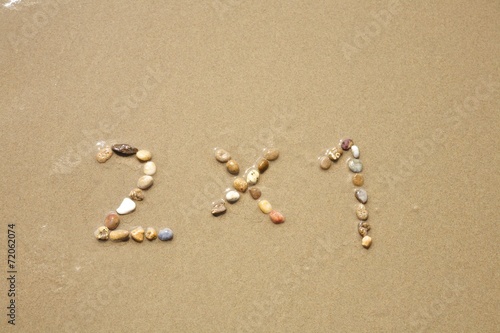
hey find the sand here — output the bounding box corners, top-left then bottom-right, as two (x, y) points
(1, 1), (499, 332)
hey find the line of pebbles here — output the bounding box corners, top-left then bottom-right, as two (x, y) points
(211, 147), (285, 224)
(319, 139), (372, 249)
(94, 143), (173, 243)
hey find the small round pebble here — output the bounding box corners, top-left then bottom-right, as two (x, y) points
(94, 226), (109, 241)
(258, 200), (273, 214)
(355, 189), (368, 204)
(348, 159), (363, 173)
(358, 221), (370, 237)
(327, 147), (343, 161)
(269, 210), (285, 224)
(96, 147), (113, 163)
(143, 161), (157, 176)
(109, 230), (130, 241)
(246, 169), (260, 185)
(215, 148), (231, 163)
(351, 145), (360, 158)
(130, 226), (145, 242)
(257, 158), (269, 173)
(104, 212), (120, 230)
(158, 228), (174, 241)
(226, 159), (240, 175)
(341, 139), (353, 151)
(356, 204), (369, 221)
(225, 190), (240, 203)
(233, 177), (248, 193)
(319, 156), (332, 170)
(145, 227), (158, 240)
(249, 187), (262, 200)
(137, 175), (154, 190)
(263, 148), (279, 161)
(211, 200), (227, 216)
(116, 198), (136, 215)
(112, 144), (138, 156)
(136, 150), (152, 162)
(362, 235), (372, 249)
(352, 174), (364, 187)
(129, 188), (145, 201)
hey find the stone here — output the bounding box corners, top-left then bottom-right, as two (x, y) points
(351, 145), (360, 158)
(258, 200), (273, 214)
(348, 158), (363, 173)
(211, 200), (226, 216)
(104, 212), (120, 230)
(143, 161), (157, 176)
(94, 226), (109, 240)
(158, 228), (174, 241)
(116, 198), (136, 215)
(352, 174), (364, 187)
(356, 204), (369, 221)
(136, 150), (152, 162)
(269, 210), (285, 224)
(249, 187), (262, 200)
(130, 227), (145, 242)
(233, 177), (248, 193)
(246, 169), (260, 185)
(215, 148), (231, 163)
(96, 146), (113, 163)
(341, 139), (353, 151)
(319, 156), (332, 170)
(109, 230), (130, 241)
(226, 159), (240, 175)
(263, 148), (279, 161)
(145, 227), (158, 240)
(129, 188), (145, 201)
(355, 189), (368, 204)
(225, 190), (240, 203)
(111, 144), (138, 156)
(257, 158), (269, 173)
(362, 235), (372, 249)
(327, 147), (343, 161)
(137, 175), (154, 189)
(358, 221), (371, 237)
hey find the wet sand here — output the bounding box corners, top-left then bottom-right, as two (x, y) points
(1, 1), (499, 332)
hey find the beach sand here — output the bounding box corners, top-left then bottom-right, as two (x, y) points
(1, 1), (499, 332)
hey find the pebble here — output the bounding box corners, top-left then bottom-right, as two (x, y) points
(352, 174), (364, 187)
(362, 235), (372, 249)
(233, 177), (248, 193)
(137, 175), (154, 190)
(211, 200), (227, 216)
(225, 190), (240, 203)
(269, 210), (285, 224)
(109, 229), (130, 241)
(358, 221), (371, 237)
(355, 189), (368, 204)
(226, 159), (240, 175)
(258, 200), (273, 214)
(104, 212), (120, 230)
(94, 226), (109, 240)
(319, 156), (332, 170)
(112, 144), (138, 156)
(356, 204), (369, 221)
(158, 228), (174, 241)
(116, 198), (136, 215)
(130, 226), (145, 242)
(96, 147), (113, 163)
(145, 227), (158, 240)
(136, 150), (152, 162)
(215, 148), (231, 163)
(348, 158), (363, 173)
(257, 158), (269, 173)
(143, 161), (157, 176)
(246, 169), (260, 185)
(341, 139), (353, 151)
(129, 188), (145, 201)
(351, 145), (360, 158)
(249, 187), (262, 200)
(327, 147), (343, 162)
(263, 148), (279, 161)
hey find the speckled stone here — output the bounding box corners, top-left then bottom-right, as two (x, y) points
(104, 212), (120, 230)
(226, 159), (240, 175)
(258, 200), (273, 214)
(158, 228), (174, 241)
(257, 158), (269, 173)
(327, 147), (343, 162)
(129, 188), (145, 201)
(358, 221), (370, 237)
(130, 226), (145, 242)
(355, 189), (368, 204)
(362, 235), (372, 249)
(269, 210), (285, 224)
(233, 177), (248, 193)
(246, 169), (260, 185)
(96, 147), (113, 163)
(352, 174), (364, 187)
(319, 156), (332, 170)
(341, 139), (353, 151)
(263, 148), (279, 161)
(109, 230), (130, 241)
(215, 148), (231, 163)
(211, 200), (226, 216)
(348, 159), (363, 173)
(249, 187), (262, 200)
(145, 227), (158, 240)
(356, 204), (369, 221)
(94, 226), (109, 241)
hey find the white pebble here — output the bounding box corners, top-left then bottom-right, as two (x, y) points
(116, 198), (136, 215)
(225, 190), (240, 203)
(351, 145), (360, 158)
(246, 169), (260, 185)
(137, 175), (154, 189)
(143, 161), (157, 175)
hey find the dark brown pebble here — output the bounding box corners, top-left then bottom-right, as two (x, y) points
(257, 158), (269, 173)
(249, 187), (262, 200)
(112, 144), (138, 156)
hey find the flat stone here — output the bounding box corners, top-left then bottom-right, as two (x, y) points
(94, 226), (109, 240)
(211, 200), (226, 216)
(96, 147), (113, 163)
(136, 150), (152, 162)
(225, 190), (240, 203)
(130, 226), (145, 242)
(319, 156), (332, 170)
(246, 169), (260, 185)
(233, 177), (248, 193)
(129, 188), (145, 201)
(143, 161), (157, 176)
(158, 228), (174, 241)
(263, 148), (279, 161)
(258, 200), (273, 214)
(348, 158), (363, 173)
(145, 227), (158, 240)
(327, 146), (343, 161)
(269, 210), (285, 224)
(137, 175), (154, 190)
(351, 145), (360, 158)
(215, 148), (231, 163)
(109, 230), (130, 241)
(352, 174), (364, 187)
(116, 198), (136, 215)
(356, 204), (369, 221)
(257, 158), (269, 173)
(355, 189), (368, 204)
(341, 139), (353, 151)
(226, 159), (240, 175)
(362, 235), (372, 249)
(249, 187), (262, 200)
(111, 144), (138, 156)
(104, 212), (120, 230)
